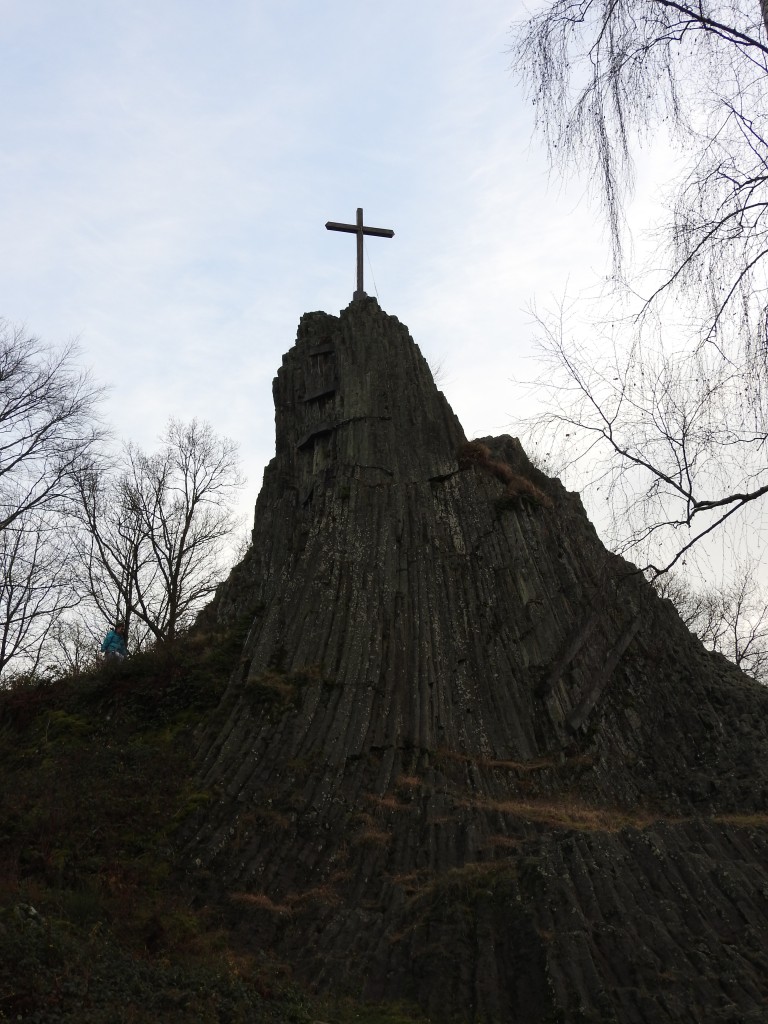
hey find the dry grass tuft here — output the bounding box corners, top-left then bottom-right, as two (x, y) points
(287, 884), (341, 909)
(406, 860), (518, 908)
(441, 751), (555, 772)
(228, 891), (292, 915)
(365, 792), (408, 811)
(454, 795), (661, 833)
(502, 473), (554, 509)
(354, 828), (392, 847)
(395, 775), (423, 789)
(351, 811), (393, 847)
(484, 835), (524, 851)
(483, 756), (559, 772)
(712, 813), (768, 829)
(457, 440), (493, 468)
(389, 869), (431, 894)
(246, 671), (296, 702)
(457, 440), (553, 509)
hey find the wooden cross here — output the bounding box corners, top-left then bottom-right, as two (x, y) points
(325, 207), (394, 300)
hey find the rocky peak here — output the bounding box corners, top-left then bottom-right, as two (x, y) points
(277, 296), (464, 487)
(189, 300), (768, 1022)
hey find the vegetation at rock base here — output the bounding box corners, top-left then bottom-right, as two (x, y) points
(0, 624), (429, 1024)
(7, 557), (767, 1021)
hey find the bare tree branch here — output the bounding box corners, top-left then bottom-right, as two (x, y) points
(0, 321), (105, 532)
(512, 1), (768, 570)
(654, 566), (768, 680)
(72, 419), (244, 644)
(0, 513), (79, 678)
(512, 0), (768, 373)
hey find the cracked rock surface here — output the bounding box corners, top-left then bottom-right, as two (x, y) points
(187, 297), (768, 1023)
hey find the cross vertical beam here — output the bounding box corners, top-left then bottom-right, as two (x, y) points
(354, 207), (364, 298)
(325, 207), (395, 300)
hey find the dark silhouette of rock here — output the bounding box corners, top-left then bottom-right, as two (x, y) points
(188, 297), (768, 1022)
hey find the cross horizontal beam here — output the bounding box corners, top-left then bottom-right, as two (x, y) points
(325, 221), (394, 239)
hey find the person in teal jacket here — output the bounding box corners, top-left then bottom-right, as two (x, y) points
(101, 621), (127, 660)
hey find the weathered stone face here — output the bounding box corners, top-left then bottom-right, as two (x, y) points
(189, 298), (768, 1022)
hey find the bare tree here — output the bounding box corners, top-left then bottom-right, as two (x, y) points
(521, 304), (768, 573)
(0, 321), (104, 531)
(512, 2), (768, 572)
(0, 512), (78, 678)
(73, 466), (155, 651)
(74, 418), (244, 644)
(655, 567), (768, 681)
(513, 0), (768, 337)
(45, 615), (102, 677)
(0, 321), (104, 679)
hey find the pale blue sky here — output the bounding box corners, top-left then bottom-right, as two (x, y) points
(1, 1), (611, 521)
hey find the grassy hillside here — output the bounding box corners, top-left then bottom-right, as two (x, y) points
(0, 627), (428, 1024)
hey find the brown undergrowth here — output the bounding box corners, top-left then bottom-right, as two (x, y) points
(394, 774), (423, 789)
(387, 860), (525, 946)
(435, 746), (594, 774)
(452, 794), (669, 832)
(0, 627), (426, 1024)
(457, 440), (554, 509)
(229, 883), (342, 917)
(712, 813), (768, 829)
(366, 784), (669, 834)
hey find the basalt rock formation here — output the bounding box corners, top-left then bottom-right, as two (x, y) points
(188, 297), (768, 1023)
